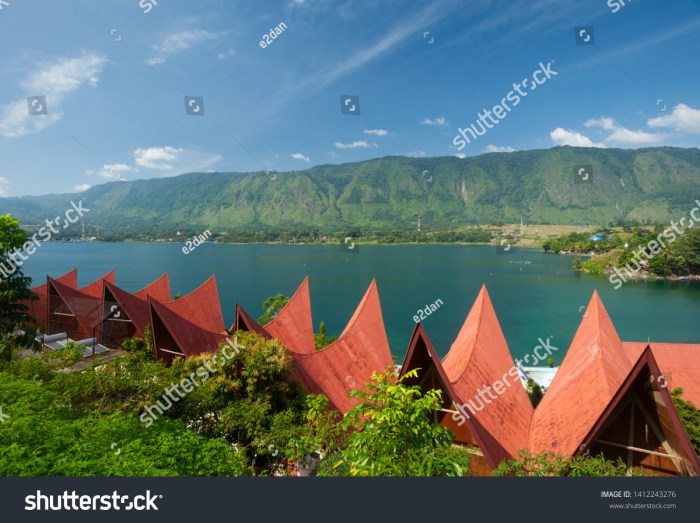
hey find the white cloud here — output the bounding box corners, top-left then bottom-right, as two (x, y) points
(291, 153), (311, 162)
(0, 52), (107, 138)
(73, 183), (91, 192)
(334, 140), (377, 149)
(363, 129), (388, 136)
(407, 151), (426, 157)
(0, 177), (9, 196)
(420, 117), (447, 126)
(148, 30), (219, 65)
(485, 145), (515, 153)
(454, 153), (466, 159)
(216, 48), (237, 60)
(86, 163), (135, 180)
(134, 147), (184, 170)
(550, 128), (607, 148)
(584, 117), (664, 145)
(648, 104), (700, 135)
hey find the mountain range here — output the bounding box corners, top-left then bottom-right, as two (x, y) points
(2, 146), (699, 234)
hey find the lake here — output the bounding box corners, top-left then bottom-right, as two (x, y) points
(20, 243), (700, 362)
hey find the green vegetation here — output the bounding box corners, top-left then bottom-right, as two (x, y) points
(258, 293), (290, 325)
(314, 321), (337, 349)
(3, 147), (700, 236)
(671, 387), (700, 455)
(494, 450), (645, 476)
(0, 214), (39, 361)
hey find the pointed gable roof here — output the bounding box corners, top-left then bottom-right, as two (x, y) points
(579, 346), (700, 475)
(27, 269), (78, 328)
(623, 342), (700, 408)
(292, 280), (393, 413)
(79, 270), (116, 298)
(103, 281), (151, 336)
(529, 290), (632, 456)
(442, 285), (533, 466)
(148, 297), (227, 358)
(47, 277), (103, 336)
(160, 276), (225, 334)
(134, 273), (171, 302)
(233, 304), (272, 339)
(399, 323), (457, 408)
(264, 277), (316, 354)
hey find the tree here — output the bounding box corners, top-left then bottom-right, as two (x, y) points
(0, 215), (37, 361)
(528, 380), (543, 408)
(322, 368), (472, 476)
(314, 321), (337, 349)
(258, 294), (289, 325)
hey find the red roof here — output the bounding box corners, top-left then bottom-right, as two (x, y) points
(442, 285), (533, 466)
(160, 276), (225, 334)
(233, 304), (272, 339)
(148, 276), (227, 358)
(103, 281), (151, 337)
(79, 270), (116, 298)
(264, 277), (316, 354)
(134, 273), (171, 302)
(529, 290), (632, 456)
(148, 297), (228, 358)
(26, 268), (78, 328)
(292, 280), (393, 413)
(623, 341), (700, 408)
(47, 277), (103, 339)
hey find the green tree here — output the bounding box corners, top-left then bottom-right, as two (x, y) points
(314, 321), (337, 349)
(671, 387), (700, 454)
(258, 294), (290, 325)
(323, 368), (471, 476)
(0, 215), (37, 361)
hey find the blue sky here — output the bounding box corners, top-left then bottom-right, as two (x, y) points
(0, 0), (699, 196)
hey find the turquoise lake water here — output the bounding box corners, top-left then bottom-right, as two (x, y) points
(20, 243), (700, 362)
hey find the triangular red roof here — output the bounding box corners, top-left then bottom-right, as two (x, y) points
(103, 281), (151, 336)
(148, 298), (227, 358)
(26, 269), (78, 328)
(529, 290), (632, 456)
(134, 273), (171, 302)
(79, 270), (116, 298)
(623, 342), (700, 408)
(578, 346), (699, 475)
(159, 276), (225, 334)
(47, 277), (103, 339)
(264, 276), (316, 354)
(292, 280), (393, 413)
(233, 304), (272, 339)
(442, 285), (533, 466)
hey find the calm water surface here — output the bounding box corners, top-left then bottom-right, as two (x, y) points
(21, 243), (700, 362)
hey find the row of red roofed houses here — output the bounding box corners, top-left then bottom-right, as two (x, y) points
(22, 269), (700, 476)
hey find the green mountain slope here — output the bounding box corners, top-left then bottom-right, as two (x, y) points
(2, 146), (699, 233)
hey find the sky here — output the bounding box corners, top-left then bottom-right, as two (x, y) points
(0, 0), (699, 197)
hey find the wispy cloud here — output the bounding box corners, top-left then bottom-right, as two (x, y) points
(135, 147), (184, 169)
(0, 177), (9, 196)
(86, 163), (136, 180)
(406, 150), (426, 157)
(334, 140), (377, 149)
(291, 152), (311, 162)
(148, 30), (220, 65)
(363, 129), (388, 136)
(420, 117), (447, 126)
(485, 145), (515, 153)
(73, 183), (91, 192)
(0, 52), (107, 138)
(584, 117), (664, 146)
